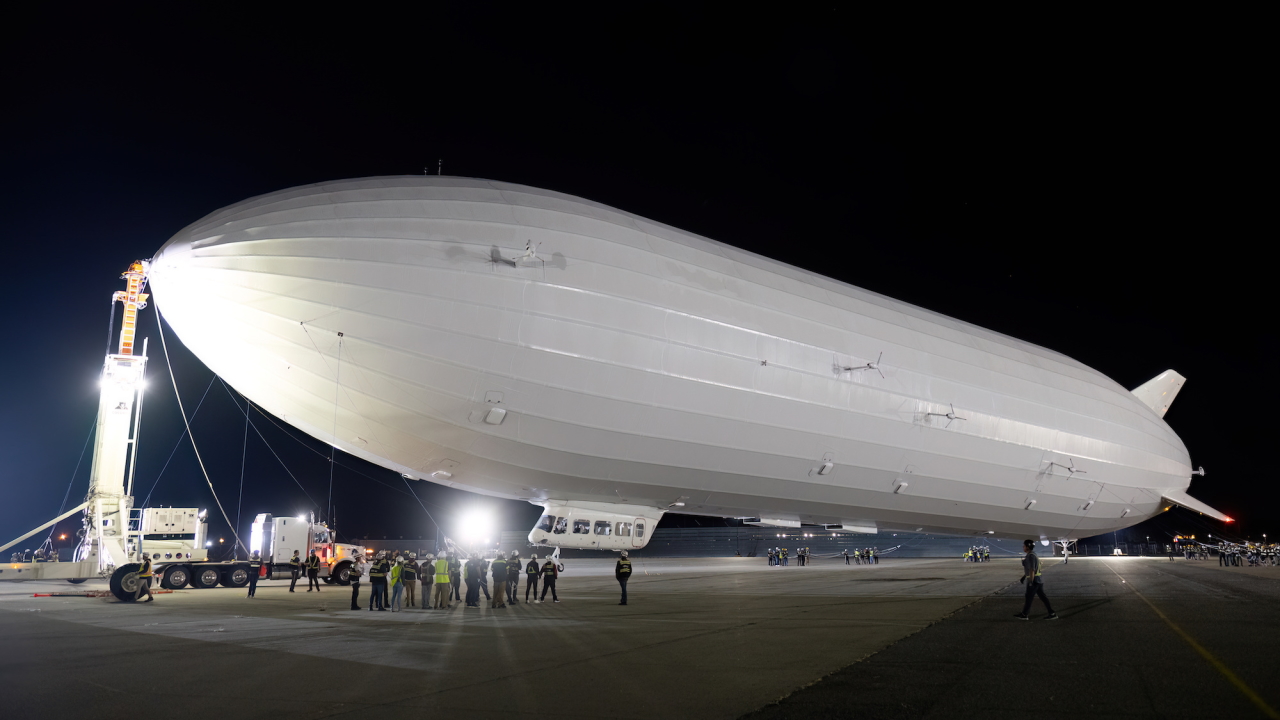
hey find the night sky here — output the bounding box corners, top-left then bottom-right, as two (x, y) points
(2, 7), (1269, 553)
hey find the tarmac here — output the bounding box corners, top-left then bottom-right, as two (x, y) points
(1, 555), (1277, 719)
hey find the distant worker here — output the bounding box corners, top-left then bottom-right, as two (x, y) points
(478, 556), (492, 602)
(247, 551), (262, 598)
(134, 552), (154, 603)
(305, 549), (322, 592)
(464, 554), (482, 607)
(433, 552), (452, 609)
(449, 553), (462, 603)
(525, 553), (541, 602)
(1014, 539), (1058, 620)
(421, 553), (434, 608)
(369, 551), (389, 611)
(843, 548), (850, 565)
(507, 551), (521, 604)
(539, 556), (561, 603)
(389, 557), (404, 611)
(288, 550), (302, 592)
(349, 552), (366, 610)
(403, 553), (418, 608)
(490, 553), (508, 608)
(616, 550), (632, 605)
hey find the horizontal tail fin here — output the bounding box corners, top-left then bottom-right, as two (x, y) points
(1132, 370), (1186, 418)
(1161, 489), (1231, 522)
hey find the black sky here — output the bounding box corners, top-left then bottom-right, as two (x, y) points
(2, 6), (1271, 550)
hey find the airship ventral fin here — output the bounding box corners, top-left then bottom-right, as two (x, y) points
(1161, 489), (1230, 522)
(1131, 370), (1186, 418)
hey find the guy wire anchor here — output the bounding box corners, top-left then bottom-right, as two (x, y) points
(925, 403), (967, 428)
(834, 351), (884, 378)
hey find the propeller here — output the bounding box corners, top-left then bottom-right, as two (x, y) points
(925, 403), (967, 429)
(834, 351), (884, 378)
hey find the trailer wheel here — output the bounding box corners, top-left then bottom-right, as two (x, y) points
(66, 578), (87, 584)
(109, 563), (142, 602)
(191, 566), (222, 589)
(161, 565), (191, 589)
(330, 562), (352, 586)
(220, 566), (250, 588)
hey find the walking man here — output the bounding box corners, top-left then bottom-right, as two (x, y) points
(247, 551), (262, 598)
(616, 550), (632, 605)
(1015, 539), (1058, 620)
(288, 550), (302, 592)
(525, 554), (541, 602)
(134, 553), (154, 603)
(843, 548), (850, 565)
(305, 549), (321, 592)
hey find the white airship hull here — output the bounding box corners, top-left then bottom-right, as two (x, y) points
(149, 177), (1198, 544)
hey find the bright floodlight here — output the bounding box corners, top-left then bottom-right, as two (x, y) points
(458, 509), (493, 544)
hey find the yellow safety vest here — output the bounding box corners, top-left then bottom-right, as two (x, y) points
(435, 559), (450, 584)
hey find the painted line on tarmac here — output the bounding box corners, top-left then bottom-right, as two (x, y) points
(1104, 561), (1279, 719)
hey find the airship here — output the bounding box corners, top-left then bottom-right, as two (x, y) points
(148, 176), (1224, 551)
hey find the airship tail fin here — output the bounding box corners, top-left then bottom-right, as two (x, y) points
(1131, 370), (1186, 418)
(1162, 489), (1231, 523)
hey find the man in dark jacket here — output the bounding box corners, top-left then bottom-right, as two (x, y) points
(449, 555), (463, 602)
(288, 550), (302, 592)
(525, 554), (541, 602)
(490, 554), (508, 608)
(464, 554), (482, 607)
(506, 551), (521, 604)
(616, 550), (633, 605)
(540, 557), (561, 603)
(247, 551), (263, 598)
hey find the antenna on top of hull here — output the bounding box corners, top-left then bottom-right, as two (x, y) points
(834, 351), (884, 378)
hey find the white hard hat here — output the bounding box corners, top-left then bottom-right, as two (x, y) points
(620, 550), (629, 558)
(410, 552), (417, 558)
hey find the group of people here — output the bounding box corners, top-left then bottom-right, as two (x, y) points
(9, 548), (59, 563)
(963, 546), (991, 562)
(347, 549), (573, 611)
(1215, 542), (1278, 566)
(841, 548), (879, 565)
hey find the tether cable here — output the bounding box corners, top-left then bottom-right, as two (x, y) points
(157, 313), (248, 558)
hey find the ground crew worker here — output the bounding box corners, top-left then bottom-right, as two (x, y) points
(288, 550), (302, 592)
(616, 550), (632, 605)
(540, 557), (561, 603)
(390, 557), (404, 611)
(507, 551), (521, 604)
(490, 553), (508, 608)
(1015, 539), (1058, 620)
(403, 553), (418, 608)
(525, 554), (541, 602)
(478, 556), (492, 602)
(349, 553), (365, 610)
(449, 554), (462, 602)
(247, 551), (262, 598)
(305, 549), (322, 592)
(369, 551), (389, 611)
(420, 553), (434, 608)
(464, 554), (482, 607)
(843, 549), (850, 565)
(433, 553), (451, 609)
(135, 553), (154, 603)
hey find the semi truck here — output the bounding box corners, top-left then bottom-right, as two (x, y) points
(250, 513), (365, 585)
